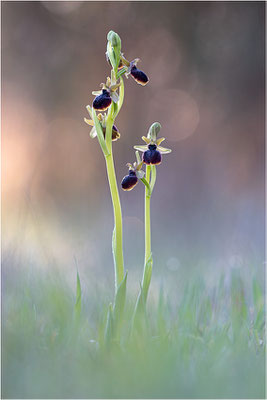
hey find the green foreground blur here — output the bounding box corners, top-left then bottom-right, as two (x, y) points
(2, 268), (265, 399)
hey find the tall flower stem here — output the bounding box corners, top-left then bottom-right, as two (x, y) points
(104, 98), (125, 291)
(91, 80), (125, 293)
(105, 149), (124, 290)
(102, 93), (126, 345)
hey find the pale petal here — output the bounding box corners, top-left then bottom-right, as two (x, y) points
(110, 91), (119, 103)
(134, 145), (148, 152)
(157, 146), (172, 154)
(84, 118), (94, 126)
(89, 127), (97, 138)
(92, 90), (102, 95)
(142, 136), (150, 145)
(136, 169), (145, 179)
(156, 137), (165, 146)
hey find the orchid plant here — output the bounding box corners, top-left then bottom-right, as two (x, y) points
(84, 31), (171, 343)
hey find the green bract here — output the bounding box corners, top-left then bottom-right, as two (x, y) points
(107, 31), (121, 72)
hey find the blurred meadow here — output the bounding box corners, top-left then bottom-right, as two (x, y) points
(2, 1), (265, 399)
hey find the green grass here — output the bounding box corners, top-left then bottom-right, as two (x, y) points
(2, 268), (265, 399)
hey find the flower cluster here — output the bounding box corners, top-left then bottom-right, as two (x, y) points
(85, 31), (150, 145)
(121, 123), (171, 191)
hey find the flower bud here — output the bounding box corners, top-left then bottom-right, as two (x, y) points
(107, 31), (122, 70)
(148, 122), (161, 142)
(107, 31), (121, 49)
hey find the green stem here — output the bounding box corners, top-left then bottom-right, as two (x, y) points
(105, 107), (124, 292)
(150, 165), (157, 194)
(132, 165), (155, 329)
(141, 165), (155, 303)
(140, 177), (151, 197)
(105, 151), (124, 290)
(144, 165), (151, 265)
(104, 107), (124, 291)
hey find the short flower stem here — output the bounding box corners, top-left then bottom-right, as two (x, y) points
(132, 165), (155, 331)
(144, 165), (151, 264)
(141, 165), (155, 303)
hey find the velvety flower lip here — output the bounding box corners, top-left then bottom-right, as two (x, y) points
(142, 144), (162, 165)
(92, 77), (121, 111)
(119, 55), (149, 86)
(121, 154), (145, 191)
(130, 65), (149, 86)
(121, 170), (138, 191)
(84, 111), (121, 141)
(93, 89), (112, 111)
(134, 135), (171, 165)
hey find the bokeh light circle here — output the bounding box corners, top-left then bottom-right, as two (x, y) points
(41, 1), (82, 16)
(148, 89), (200, 142)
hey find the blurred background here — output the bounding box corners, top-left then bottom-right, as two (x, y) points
(2, 1), (265, 299)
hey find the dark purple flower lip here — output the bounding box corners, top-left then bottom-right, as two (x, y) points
(143, 145), (162, 165)
(121, 170), (138, 191)
(93, 89), (112, 111)
(130, 65), (149, 86)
